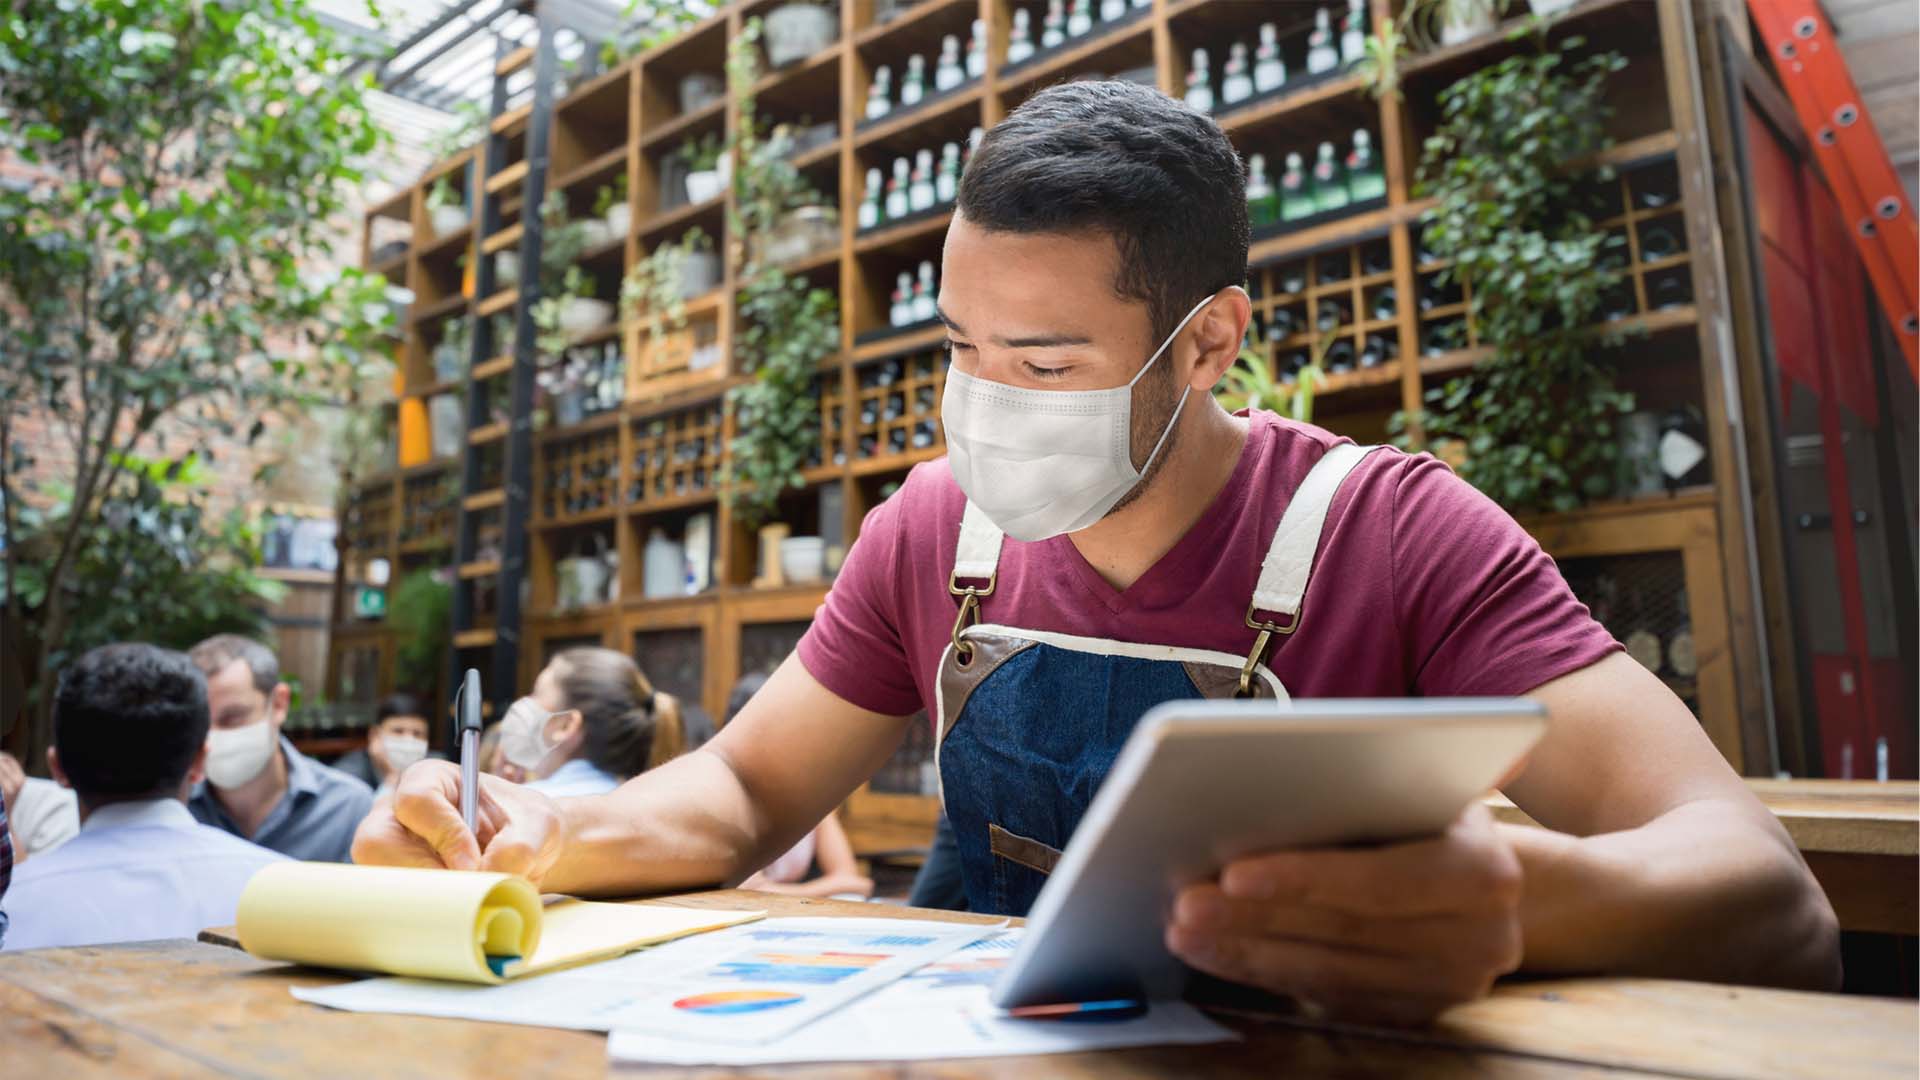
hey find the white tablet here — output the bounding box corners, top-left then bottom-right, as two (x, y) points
(989, 697), (1547, 1008)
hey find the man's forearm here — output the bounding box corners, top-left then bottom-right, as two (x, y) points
(541, 749), (773, 897)
(1507, 799), (1839, 990)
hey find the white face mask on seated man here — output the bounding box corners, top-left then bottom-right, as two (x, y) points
(204, 714), (277, 789)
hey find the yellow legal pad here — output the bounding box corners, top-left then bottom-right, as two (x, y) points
(235, 862), (763, 984)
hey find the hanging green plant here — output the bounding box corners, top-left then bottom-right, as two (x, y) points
(389, 568), (453, 695)
(618, 225), (712, 341)
(1391, 32), (1633, 513)
(721, 17), (841, 530)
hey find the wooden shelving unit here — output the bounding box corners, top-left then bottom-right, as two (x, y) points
(331, 0), (1767, 843)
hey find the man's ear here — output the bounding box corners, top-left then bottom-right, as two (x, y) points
(184, 742), (208, 789)
(47, 746), (69, 789)
(1188, 286), (1252, 393)
(269, 681), (292, 725)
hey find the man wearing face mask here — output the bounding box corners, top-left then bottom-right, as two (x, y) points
(332, 694), (442, 795)
(187, 635), (372, 863)
(355, 81), (1836, 1023)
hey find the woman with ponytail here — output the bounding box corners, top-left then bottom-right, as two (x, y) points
(496, 647), (687, 798)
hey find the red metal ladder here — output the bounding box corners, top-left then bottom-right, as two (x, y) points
(1748, 0), (1919, 377)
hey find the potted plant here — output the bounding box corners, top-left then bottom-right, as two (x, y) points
(426, 177), (467, 237)
(532, 267), (612, 356)
(674, 228), (721, 298)
(537, 352), (593, 428)
(1406, 0), (1512, 46)
(764, 2), (837, 68)
(680, 134), (726, 203)
(1393, 32), (1632, 512)
(595, 174), (632, 237)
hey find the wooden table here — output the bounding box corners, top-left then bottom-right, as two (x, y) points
(1488, 779), (1920, 935)
(2, 891), (1913, 1079)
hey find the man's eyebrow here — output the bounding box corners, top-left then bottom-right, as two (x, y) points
(937, 305), (1094, 349)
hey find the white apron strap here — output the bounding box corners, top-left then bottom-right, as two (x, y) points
(953, 500), (1004, 583)
(1251, 442), (1379, 621)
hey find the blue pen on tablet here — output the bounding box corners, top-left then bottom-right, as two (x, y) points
(1003, 999), (1147, 1021)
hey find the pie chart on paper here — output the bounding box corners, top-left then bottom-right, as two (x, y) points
(673, 989), (806, 1015)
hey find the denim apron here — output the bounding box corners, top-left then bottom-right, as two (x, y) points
(934, 443), (1378, 916)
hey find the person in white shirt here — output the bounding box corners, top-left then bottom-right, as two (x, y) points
(0, 752), (79, 859)
(0, 643), (286, 951)
(498, 647), (686, 799)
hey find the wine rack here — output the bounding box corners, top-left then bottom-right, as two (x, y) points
(538, 428), (621, 522)
(852, 347), (948, 463)
(629, 399), (724, 506)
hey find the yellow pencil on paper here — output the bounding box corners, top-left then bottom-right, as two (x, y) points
(236, 863), (762, 984)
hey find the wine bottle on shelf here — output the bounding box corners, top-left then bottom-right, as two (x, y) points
(1041, 0), (1066, 49)
(911, 420), (938, 449)
(1306, 8), (1340, 74)
(901, 55), (926, 107)
(935, 142), (960, 205)
(858, 168), (882, 230)
(1279, 349), (1310, 381)
(1067, 0), (1093, 37)
(1101, 0), (1126, 21)
(1253, 23), (1286, 94)
(1277, 264), (1307, 296)
(1316, 297), (1349, 332)
(1346, 129), (1385, 202)
(1312, 141), (1348, 212)
(1371, 285), (1397, 321)
(1648, 269), (1693, 310)
(890, 273), (912, 327)
(1318, 250), (1350, 282)
(886, 158), (911, 219)
(1666, 591), (1697, 679)
(1245, 153), (1277, 229)
(866, 66), (892, 121)
(1657, 407), (1709, 490)
(1341, 0), (1366, 65)
(1184, 48), (1215, 113)
(1280, 152), (1314, 222)
(1268, 306), (1297, 341)
(909, 149), (936, 212)
(966, 20), (987, 80)
(1639, 223), (1681, 261)
(1221, 42), (1254, 107)
(1633, 165), (1680, 209)
(1422, 319), (1463, 356)
(1006, 8), (1035, 64)
(935, 35), (964, 92)
(1358, 333), (1397, 368)
(1600, 282), (1636, 321)
(1323, 338), (1356, 373)
(913, 261), (938, 322)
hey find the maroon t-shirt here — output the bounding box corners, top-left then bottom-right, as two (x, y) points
(797, 410), (1619, 718)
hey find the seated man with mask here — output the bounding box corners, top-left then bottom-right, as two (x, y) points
(187, 635), (372, 862)
(2, 644), (285, 950)
(332, 693), (440, 795)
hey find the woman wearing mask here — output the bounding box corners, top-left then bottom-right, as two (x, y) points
(333, 694), (437, 794)
(498, 647), (684, 797)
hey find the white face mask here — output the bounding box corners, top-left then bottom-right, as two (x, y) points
(381, 733), (429, 775)
(500, 697), (566, 773)
(205, 718), (277, 789)
(941, 295), (1215, 541)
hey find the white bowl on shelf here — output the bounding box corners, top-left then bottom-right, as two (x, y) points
(430, 204), (469, 237)
(557, 297), (614, 337)
(780, 536), (826, 584)
(685, 169), (725, 205)
(604, 204), (632, 238)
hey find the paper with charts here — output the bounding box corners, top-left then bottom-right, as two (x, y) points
(609, 931), (1238, 1066)
(293, 917), (993, 1043)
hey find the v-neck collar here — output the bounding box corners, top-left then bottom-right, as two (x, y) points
(1051, 412), (1270, 615)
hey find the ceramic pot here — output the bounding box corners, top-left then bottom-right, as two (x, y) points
(677, 250), (722, 299)
(1439, 3), (1498, 44)
(430, 204), (468, 237)
(679, 71), (724, 113)
(603, 203), (632, 238)
(557, 296), (614, 337)
(577, 218), (616, 250)
(765, 3), (837, 68)
(1529, 0), (1579, 13)
(684, 169), (725, 204)
(780, 536), (826, 584)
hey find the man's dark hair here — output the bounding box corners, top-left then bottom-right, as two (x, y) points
(375, 692), (424, 726)
(957, 80), (1249, 343)
(54, 643), (209, 801)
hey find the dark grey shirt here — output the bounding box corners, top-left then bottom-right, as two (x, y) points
(188, 737), (373, 863)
